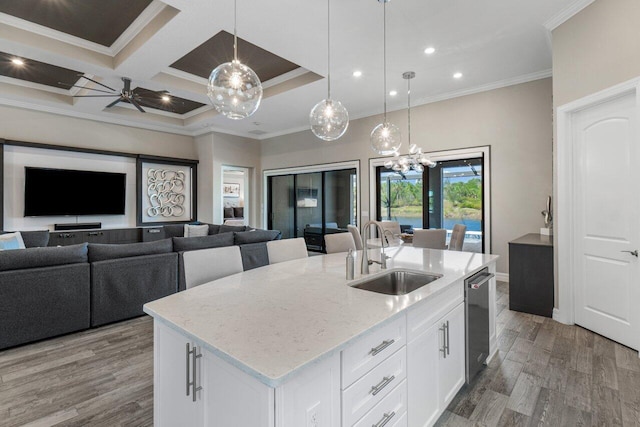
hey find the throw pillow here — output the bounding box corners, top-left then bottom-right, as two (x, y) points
(0, 232), (26, 251)
(184, 224), (209, 238)
(19, 230), (50, 248)
(233, 207), (244, 218)
(234, 229), (281, 245)
(208, 224), (221, 235)
(224, 207), (235, 219)
(219, 224), (248, 234)
(172, 232), (234, 252)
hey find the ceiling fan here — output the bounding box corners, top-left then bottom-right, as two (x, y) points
(60, 75), (170, 113)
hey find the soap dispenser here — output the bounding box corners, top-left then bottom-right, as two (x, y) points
(346, 249), (355, 280)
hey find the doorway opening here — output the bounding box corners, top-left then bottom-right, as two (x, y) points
(222, 166), (249, 226)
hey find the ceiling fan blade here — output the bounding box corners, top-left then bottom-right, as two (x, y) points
(129, 97), (146, 113)
(59, 83), (115, 94)
(73, 95), (121, 98)
(78, 75), (117, 92)
(105, 98), (123, 108)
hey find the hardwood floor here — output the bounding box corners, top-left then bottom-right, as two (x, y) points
(436, 282), (640, 427)
(0, 281), (638, 426)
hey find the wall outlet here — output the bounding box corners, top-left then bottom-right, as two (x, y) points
(306, 402), (321, 427)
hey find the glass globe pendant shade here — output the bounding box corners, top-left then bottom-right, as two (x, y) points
(370, 122), (401, 155)
(309, 99), (349, 141)
(207, 60), (263, 120)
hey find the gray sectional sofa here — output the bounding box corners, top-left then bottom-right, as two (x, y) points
(0, 224), (281, 350)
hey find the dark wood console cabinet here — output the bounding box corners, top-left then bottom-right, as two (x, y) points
(49, 227), (142, 246)
(508, 233), (554, 317)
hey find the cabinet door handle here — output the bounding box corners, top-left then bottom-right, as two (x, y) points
(621, 250), (639, 257)
(440, 323), (447, 359)
(373, 411), (396, 427)
(370, 375), (395, 396)
(445, 320), (450, 355)
(369, 339), (395, 356)
(186, 343), (203, 402)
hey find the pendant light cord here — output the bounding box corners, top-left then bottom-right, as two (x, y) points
(233, 0), (238, 62)
(383, 1), (387, 123)
(407, 76), (411, 145)
(327, 0), (331, 100)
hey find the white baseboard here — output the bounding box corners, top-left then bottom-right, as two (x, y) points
(552, 308), (574, 325)
(495, 272), (509, 282)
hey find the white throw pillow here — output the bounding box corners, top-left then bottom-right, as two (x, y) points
(0, 232), (26, 250)
(184, 224), (209, 238)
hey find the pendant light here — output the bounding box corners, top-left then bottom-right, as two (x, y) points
(370, 0), (401, 155)
(207, 0), (263, 120)
(384, 72), (436, 174)
(309, 0), (349, 141)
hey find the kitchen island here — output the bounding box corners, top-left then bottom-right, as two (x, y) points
(144, 246), (498, 427)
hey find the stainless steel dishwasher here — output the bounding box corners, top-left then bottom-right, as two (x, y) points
(465, 268), (494, 383)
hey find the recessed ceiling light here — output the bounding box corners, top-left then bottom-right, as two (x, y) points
(353, 70), (362, 77)
(453, 72), (463, 79)
(161, 95), (170, 102)
(11, 58), (24, 66)
(389, 90), (397, 96)
(424, 47), (436, 55)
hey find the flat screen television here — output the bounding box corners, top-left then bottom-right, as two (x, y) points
(24, 167), (126, 216)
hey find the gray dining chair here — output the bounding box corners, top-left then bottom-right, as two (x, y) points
(448, 224), (467, 251)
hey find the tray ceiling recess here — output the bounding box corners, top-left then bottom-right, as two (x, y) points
(0, 0), (153, 47)
(0, 52), (82, 89)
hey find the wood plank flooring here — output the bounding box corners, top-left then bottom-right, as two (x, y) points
(0, 281), (638, 426)
(436, 281), (640, 427)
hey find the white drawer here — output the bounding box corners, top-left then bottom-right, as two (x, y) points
(407, 280), (463, 342)
(342, 347), (407, 426)
(342, 314), (406, 388)
(353, 378), (407, 427)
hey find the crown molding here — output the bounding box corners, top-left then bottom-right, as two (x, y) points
(110, 1), (167, 55)
(543, 0), (595, 31)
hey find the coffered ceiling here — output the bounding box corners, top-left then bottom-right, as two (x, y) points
(0, 0), (590, 139)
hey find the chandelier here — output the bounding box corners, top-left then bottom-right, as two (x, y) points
(384, 71), (436, 174)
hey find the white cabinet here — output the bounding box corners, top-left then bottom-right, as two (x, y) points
(407, 298), (465, 427)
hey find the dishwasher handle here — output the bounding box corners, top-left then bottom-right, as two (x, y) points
(468, 272), (494, 289)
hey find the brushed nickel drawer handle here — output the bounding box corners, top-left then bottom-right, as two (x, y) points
(370, 375), (395, 396)
(373, 411), (396, 427)
(370, 339), (395, 356)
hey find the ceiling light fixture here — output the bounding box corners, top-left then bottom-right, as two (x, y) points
(453, 72), (463, 79)
(384, 71), (436, 175)
(309, 0), (349, 141)
(207, 0), (263, 120)
(370, 0), (401, 156)
(424, 47), (436, 55)
(161, 95), (170, 102)
(352, 70), (362, 77)
(11, 58), (24, 66)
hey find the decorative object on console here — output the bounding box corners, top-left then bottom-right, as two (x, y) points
(370, 0), (401, 156)
(207, 0), (263, 119)
(138, 158), (197, 226)
(309, 0), (349, 141)
(540, 195), (553, 236)
(223, 182), (240, 197)
(384, 71), (436, 174)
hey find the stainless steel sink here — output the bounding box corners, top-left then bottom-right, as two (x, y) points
(352, 270), (443, 295)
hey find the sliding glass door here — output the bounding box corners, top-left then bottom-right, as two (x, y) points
(376, 156), (485, 252)
(268, 168), (357, 252)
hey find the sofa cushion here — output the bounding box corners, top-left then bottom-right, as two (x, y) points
(224, 207), (234, 219)
(0, 243), (88, 272)
(233, 207), (244, 218)
(184, 224), (209, 237)
(20, 230), (50, 248)
(88, 239), (173, 262)
(234, 229), (281, 245)
(219, 224), (249, 234)
(0, 232), (26, 251)
(208, 224), (221, 235)
(164, 224), (186, 238)
(172, 232), (234, 252)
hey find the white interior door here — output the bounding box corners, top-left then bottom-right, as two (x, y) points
(573, 92), (640, 351)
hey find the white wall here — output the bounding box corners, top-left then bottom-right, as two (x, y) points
(4, 145), (136, 230)
(261, 78), (554, 274)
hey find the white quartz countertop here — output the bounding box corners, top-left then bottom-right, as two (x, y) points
(144, 246), (498, 387)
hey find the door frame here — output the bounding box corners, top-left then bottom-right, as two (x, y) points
(221, 165), (250, 226)
(555, 77), (640, 325)
(369, 146), (492, 254)
(262, 160), (361, 231)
